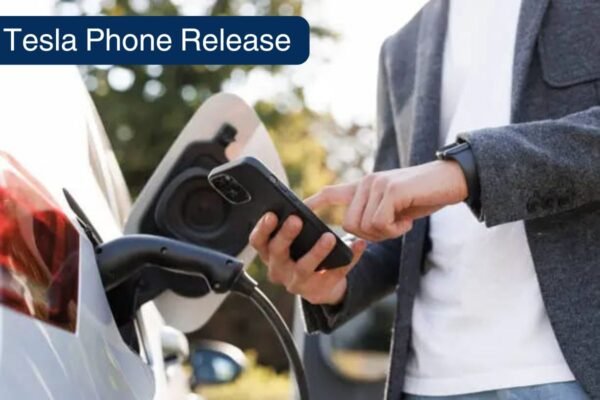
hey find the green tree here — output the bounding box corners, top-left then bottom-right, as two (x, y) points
(65, 0), (371, 371)
(68, 0), (337, 196)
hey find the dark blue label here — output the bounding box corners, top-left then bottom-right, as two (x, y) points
(0, 16), (310, 65)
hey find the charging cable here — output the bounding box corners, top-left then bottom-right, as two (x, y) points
(96, 234), (311, 400)
(232, 273), (310, 400)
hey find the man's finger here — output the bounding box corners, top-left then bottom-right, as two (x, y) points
(249, 212), (278, 258)
(390, 217), (414, 237)
(371, 190), (403, 236)
(343, 178), (372, 234)
(360, 188), (384, 236)
(371, 195), (433, 239)
(345, 238), (367, 269)
(302, 239), (367, 304)
(268, 215), (303, 264)
(267, 260), (293, 285)
(319, 238), (367, 280)
(296, 232), (337, 276)
(304, 182), (357, 211)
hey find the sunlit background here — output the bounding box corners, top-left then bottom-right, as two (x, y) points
(5, 0), (426, 191)
(0, 1), (427, 398)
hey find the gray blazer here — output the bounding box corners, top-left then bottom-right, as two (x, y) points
(303, 1), (600, 399)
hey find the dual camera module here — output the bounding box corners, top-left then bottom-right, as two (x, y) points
(209, 174), (252, 204)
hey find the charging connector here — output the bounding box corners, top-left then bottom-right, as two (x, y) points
(96, 234), (244, 292)
(95, 234), (311, 400)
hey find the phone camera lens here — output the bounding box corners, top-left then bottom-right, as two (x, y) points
(211, 174), (251, 204)
(227, 187), (239, 198)
(212, 175), (230, 191)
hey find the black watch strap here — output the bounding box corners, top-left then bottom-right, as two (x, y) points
(436, 141), (481, 216)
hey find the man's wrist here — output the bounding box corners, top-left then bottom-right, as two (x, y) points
(436, 141), (481, 211)
(436, 159), (468, 202)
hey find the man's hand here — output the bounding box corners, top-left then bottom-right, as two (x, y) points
(247, 160), (465, 305)
(249, 212), (366, 306)
(305, 160), (468, 241)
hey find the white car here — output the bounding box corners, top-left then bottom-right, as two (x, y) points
(0, 65), (288, 399)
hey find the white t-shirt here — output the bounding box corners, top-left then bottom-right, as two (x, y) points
(403, 0), (575, 395)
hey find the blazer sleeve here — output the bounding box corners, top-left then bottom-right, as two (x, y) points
(302, 39), (403, 333)
(459, 106), (600, 227)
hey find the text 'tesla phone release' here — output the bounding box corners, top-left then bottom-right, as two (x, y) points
(208, 157), (353, 270)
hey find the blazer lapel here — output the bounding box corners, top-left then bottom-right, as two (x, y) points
(408, 0), (449, 166)
(511, 0), (550, 122)
(386, 2), (449, 399)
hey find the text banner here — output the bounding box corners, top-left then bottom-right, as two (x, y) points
(0, 16), (310, 65)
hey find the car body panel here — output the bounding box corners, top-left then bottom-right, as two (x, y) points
(0, 65), (157, 399)
(0, 66), (288, 400)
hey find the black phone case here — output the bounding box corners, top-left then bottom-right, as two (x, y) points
(208, 157), (353, 270)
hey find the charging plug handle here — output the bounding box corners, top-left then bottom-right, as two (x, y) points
(96, 234), (244, 293)
(95, 234), (310, 399)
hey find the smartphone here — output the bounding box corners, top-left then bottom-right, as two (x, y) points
(208, 157), (353, 270)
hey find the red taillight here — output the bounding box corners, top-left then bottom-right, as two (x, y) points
(0, 151), (79, 332)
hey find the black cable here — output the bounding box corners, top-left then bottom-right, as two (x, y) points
(95, 235), (310, 398)
(233, 273), (311, 400)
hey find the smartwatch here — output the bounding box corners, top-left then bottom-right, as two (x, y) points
(436, 141), (481, 213)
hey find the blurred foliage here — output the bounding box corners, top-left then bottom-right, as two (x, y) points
(68, 0), (340, 199)
(198, 351), (291, 400)
(65, 0), (376, 374)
